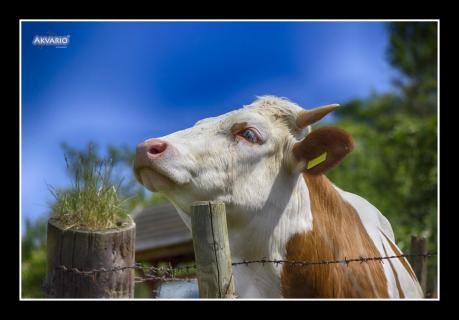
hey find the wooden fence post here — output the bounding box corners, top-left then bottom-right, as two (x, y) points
(408, 235), (428, 297)
(45, 217), (136, 298)
(191, 201), (236, 298)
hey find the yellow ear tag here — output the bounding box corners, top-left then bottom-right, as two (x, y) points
(307, 152), (327, 169)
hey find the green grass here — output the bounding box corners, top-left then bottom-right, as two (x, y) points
(48, 145), (129, 231)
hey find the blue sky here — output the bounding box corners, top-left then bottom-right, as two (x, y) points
(21, 21), (398, 231)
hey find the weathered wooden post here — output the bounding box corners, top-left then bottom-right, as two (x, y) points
(191, 201), (236, 298)
(408, 235), (428, 297)
(45, 217), (136, 298)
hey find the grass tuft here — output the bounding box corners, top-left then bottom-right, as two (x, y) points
(48, 144), (129, 231)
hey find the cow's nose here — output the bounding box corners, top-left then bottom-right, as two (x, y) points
(145, 139), (168, 157)
(135, 139), (169, 167)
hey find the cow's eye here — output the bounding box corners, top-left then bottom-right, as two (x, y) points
(237, 128), (260, 144)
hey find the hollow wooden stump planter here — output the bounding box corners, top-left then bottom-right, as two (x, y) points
(45, 217), (136, 298)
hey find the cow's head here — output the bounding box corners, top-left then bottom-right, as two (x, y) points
(134, 96), (353, 226)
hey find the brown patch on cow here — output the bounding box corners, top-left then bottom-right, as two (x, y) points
(280, 174), (389, 298)
(382, 244), (405, 298)
(230, 122), (248, 135)
(292, 126), (354, 175)
(381, 233), (417, 281)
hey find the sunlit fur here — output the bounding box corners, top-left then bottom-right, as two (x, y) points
(136, 96), (423, 298)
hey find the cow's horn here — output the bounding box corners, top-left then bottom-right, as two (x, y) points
(296, 104), (340, 129)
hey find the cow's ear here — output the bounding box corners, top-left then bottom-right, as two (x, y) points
(292, 126), (354, 175)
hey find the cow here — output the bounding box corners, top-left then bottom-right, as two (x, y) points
(133, 96), (424, 298)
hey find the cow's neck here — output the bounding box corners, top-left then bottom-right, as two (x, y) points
(227, 172), (313, 264)
(226, 172), (313, 298)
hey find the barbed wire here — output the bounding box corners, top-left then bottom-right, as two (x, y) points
(53, 252), (436, 283)
(134, 263), (197, 283)
(232, 252), (437, 267)
(55, 263), (197, 282)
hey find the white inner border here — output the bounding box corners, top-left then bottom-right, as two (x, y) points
(19, 18), (440, 301)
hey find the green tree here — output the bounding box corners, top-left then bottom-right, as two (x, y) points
(21, 217), (47, 298)
(387, 22), (437, 116)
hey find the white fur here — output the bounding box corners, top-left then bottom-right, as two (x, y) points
(136, 96), (423, 298)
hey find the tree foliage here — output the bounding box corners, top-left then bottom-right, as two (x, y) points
(21, 217), (47, 298)
(387, 22), (437, 116)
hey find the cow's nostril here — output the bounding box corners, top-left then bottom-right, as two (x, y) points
(148, 141), (168, 155)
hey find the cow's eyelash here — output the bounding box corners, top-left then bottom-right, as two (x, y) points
(235, 128), (262, 144)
